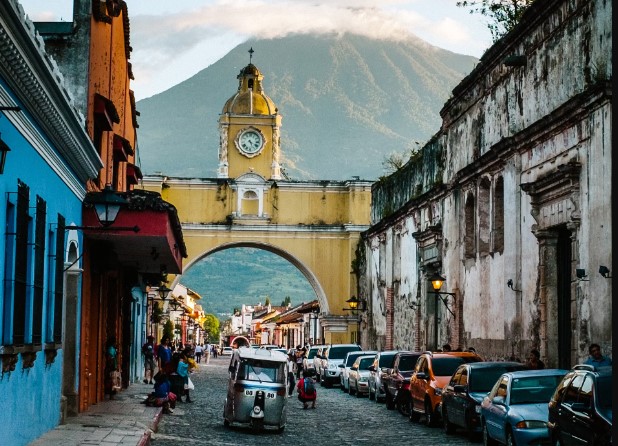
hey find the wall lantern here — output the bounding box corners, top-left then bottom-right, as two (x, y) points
(346, 296), (358, 310)
(599, 266), (611, 278)
(157, 284), (173, 300)
(66, 184), (139, 232)
(0, 136), (10, 174)
(427, 272), (456, 317)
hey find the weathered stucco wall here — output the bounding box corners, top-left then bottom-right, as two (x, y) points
(361, 0), (611, 366)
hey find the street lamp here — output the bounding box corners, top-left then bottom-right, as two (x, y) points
(427, 272), (456, 350)
(344, 296), (365, 344)
(157, 284), (172, 300)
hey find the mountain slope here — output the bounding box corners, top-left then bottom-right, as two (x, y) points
(136, 33), (477, 180)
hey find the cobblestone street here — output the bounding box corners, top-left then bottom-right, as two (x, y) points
(151, 356), (477, 446)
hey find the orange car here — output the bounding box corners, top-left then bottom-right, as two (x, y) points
(408, 351), (483, 426)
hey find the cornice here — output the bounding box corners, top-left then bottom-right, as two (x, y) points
(0, 1), (102, 183)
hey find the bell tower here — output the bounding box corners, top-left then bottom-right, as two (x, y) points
(218, 49), (282, 180)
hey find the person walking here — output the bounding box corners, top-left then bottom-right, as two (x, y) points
(584, 343), (612, 368)
(157, 336), (173, 374)
(297, 371), (317, 409)
(295, 345), (305, 379)
(142, 335), (156, 384)
(194, 343), (203, 363)
(204, 343), (211, 364)
(287, 353), (296, 396)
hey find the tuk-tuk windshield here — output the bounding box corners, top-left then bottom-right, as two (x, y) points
(238, 359), (286, 383)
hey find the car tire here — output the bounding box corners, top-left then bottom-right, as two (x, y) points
(506, 429), (517, 446)
(397, 397), (411, 417)
(425, 400), (437, 427)
(409, 406), (421, 422)
(442, 407), (456, 434)
(483, 422), (498, 446)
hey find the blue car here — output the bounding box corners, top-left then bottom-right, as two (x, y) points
(481, 369), (568, 446)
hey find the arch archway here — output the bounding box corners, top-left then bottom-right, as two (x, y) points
(173, 241), (330, 313)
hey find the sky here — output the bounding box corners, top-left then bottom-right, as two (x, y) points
(19, 1), (494, 101)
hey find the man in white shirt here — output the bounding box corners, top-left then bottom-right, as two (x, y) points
(204, 343), (211, 364)
(194, 344), (204, 363)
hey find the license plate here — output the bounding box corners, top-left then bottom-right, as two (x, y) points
(244, 389), (276, 399)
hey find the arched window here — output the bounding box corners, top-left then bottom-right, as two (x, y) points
(493, 176), (504, 253)
(241, 190), (259, 216)
(478, 178), (491, 255)
(464, 192), (475, 258)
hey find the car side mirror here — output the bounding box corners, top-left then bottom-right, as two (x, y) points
(368, 365), (375, 372)
(570, 402), (591, 413)
(492, 396), (505, 405)
(453, 384), (467, 393)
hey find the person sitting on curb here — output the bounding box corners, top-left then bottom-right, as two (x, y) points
(144, 372), (176, 414)
(297, 370), (317, 409)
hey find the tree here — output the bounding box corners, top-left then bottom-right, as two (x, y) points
(202, 313), (220, 344)
(382, 145), (421, 175)
(281, 296), (291, 307)
(162, 319), (174, 342)
(456, 0), (536, 42)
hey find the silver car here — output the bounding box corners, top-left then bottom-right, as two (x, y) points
(304, 345), (325, 376)
(340, 350), (377, 392)
(348, 355), (376, 396)
(368, 350), (399, 402)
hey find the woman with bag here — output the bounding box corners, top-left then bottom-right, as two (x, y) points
(177, 353), (193, 403)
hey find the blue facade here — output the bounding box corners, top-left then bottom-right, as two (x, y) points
(0, 3), (101, 444)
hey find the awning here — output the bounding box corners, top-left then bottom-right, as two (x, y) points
(126, 163), (142, 185)
(94, 93), (120, 131)
(82, 189), (187, 274)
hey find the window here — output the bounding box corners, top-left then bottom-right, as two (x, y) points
(464, 192), (475, 258)
(577, 375), (593, 408)
(32, 196), (46, 345)
(2, 202), (15, 345)
(493, 176), (504, 252)
(459, 368), (469, 386)
(478, 178), (490, 255)
(53, 215), (66, 343)
(563, 374), (584, 404)
(13, 180), (30, 345)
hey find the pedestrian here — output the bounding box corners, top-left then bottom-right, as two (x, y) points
(142, 335), (156, 384)
(295, 345), (305, 379)
(205, 343), (211, 364)
(287, 353), (296, 396)
(212, 344), (218, 358)
(157, 336), (173, 374)
(584, 343), (612, 368)
(297, 371), (317, 409)
(104, 336), (119, 399)
(177, 353), (193, 403)
(194, 343), (203, 363)
(525, 349), (545, 369)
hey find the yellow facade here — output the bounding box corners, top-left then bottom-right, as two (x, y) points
(140, 61), (373, 343)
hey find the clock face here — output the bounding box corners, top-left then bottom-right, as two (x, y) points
(237, 129), (264, 156)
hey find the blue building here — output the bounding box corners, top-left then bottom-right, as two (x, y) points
(0, 2), (101, 444)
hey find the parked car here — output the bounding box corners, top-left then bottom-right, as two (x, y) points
(382, 351), (422, 415)
(304, 345), (325, 376)
(339, 350), (377, 392)
(409, 351), (483, 426)
(368, 350), (399, 403)
(221, 346), (234, 356)
(440, 361), (526, 437)
(314, 346), (329, 382)
(548, 364), (612, 446)
(319, 344), (362, 387)
(480, 368), (568, 446)
(347, 355), (376, 397)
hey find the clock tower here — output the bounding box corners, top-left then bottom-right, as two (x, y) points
(218, 54), (282, 180)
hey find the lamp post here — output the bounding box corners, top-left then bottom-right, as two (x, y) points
(427, 272), (456, 350)
(312, 307), (320, 344)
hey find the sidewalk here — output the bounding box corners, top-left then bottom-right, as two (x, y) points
(29, 382), (161, 446)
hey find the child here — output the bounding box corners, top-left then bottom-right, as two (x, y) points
(297, 371), (317, 409)
(146, 372), (176, 414)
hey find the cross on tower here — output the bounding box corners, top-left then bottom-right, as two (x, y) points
(248, 47), (254, 64)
